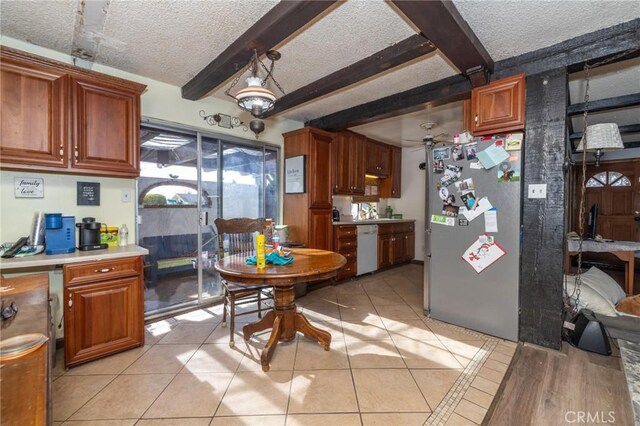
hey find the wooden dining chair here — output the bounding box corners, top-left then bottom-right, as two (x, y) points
(214, 217), (274, 347)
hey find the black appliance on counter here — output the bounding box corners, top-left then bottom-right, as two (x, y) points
(77, 217), (107, 251)
(332, 207), (341, 222)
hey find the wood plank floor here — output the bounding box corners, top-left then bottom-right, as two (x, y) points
(485, 341), (634, 425)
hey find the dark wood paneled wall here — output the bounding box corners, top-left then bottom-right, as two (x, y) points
(519, 69), (568, 349)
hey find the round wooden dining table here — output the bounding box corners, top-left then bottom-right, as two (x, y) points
(214, 248), (346, 371)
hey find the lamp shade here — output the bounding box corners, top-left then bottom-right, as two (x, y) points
(235, 76), (276, 117)
(576, 123), (624, 152)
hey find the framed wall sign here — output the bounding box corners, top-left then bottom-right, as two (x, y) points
(77, 181), (100, 206)
(14, 177), (44, 198)
(285, 155), (306, 194)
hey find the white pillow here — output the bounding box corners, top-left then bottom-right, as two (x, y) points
(580, 267), (626, 303)
(564, 275), (619, 317)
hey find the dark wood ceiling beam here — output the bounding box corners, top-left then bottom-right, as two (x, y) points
(390, 0), (494, 85)
(181, 1), (337, 101)
(308, 19), (640, 132)
(307, 75), (471, 130)
(567, 93), (640, 115)
(569, 124), (640, 140)
(262, 34), (436, 118)
(494, 18), (640, 80)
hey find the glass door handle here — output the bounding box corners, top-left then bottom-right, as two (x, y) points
(200, 211), (209, 226)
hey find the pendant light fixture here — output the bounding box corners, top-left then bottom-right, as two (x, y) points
(225, 49), (285, 138)
(575, 123), (624, 166)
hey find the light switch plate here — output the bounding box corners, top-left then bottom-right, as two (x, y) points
(528, 184), (547, 199)
(121, 189), (131, 203)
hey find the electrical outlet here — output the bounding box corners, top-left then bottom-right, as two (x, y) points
(121, 189), (131, 203)
(528, 184), (547, 199)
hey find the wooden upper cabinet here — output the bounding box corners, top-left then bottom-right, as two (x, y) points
(471, 73), (525, 136)
(308, 130), (333, 209)
(0, 46), (146, 177)
(332, 132), (351, 194)
(366, 139), (391, 176)
(70, 76), (140, 175)
(351, 134), (366, 193)
(333, 131), (365, 195)
(0, 58), (67, 168)
(380, 145), (402, 198)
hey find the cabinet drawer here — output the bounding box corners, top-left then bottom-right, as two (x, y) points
(337, 260), (357, 281)
(378, 224), (393, 236)
(339, 248), (357, 261)
(394, 222), (414, 234)
(64, 256), (142, 286)
(336, 238), (357, 251)
(335, 225), (357, 239)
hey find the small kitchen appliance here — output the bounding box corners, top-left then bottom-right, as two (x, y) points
(77, 217), (108, 251)
(332, 207), (341, 222)
(44, 214), (76, 255)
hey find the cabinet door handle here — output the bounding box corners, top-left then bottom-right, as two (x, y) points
(94, 267), (114, 273)
(68, 294), (73, 309)
(74, 146), (79, 160)
(59, 144), (65, 157)
(474, 114), (478, 123)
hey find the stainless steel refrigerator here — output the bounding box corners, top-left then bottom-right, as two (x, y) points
(423, 137), (521, 341)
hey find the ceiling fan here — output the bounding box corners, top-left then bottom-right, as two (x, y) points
(404, 122), (454, 150)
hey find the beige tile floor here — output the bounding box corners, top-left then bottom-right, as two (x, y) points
(52, 264), (516, 425)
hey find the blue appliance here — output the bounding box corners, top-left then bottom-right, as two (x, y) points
(45, 214), (76, 255)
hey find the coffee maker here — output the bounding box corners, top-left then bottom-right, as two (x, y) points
(44, 213), (76, 255)
(77, 217), (108, 251)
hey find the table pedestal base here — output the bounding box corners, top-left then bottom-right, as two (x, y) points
(242, 285), (331, 372)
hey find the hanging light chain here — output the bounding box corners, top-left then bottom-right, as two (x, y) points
(567, 47), (639, 314)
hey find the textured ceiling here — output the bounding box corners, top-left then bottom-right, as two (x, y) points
(271, 0), (416, 94)
(97, 0), (279, 85)
(0, 0), (77, 54)
(351, 101), (464, 148)
(1, 0), (638, 144)
(453, 0), (640, 61)
(277, 52), (459, 123)
(569, 57), (640, 144)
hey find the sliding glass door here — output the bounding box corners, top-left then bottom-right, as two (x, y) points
(138, 123), (278, 316)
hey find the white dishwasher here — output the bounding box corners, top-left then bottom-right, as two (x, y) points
(357, 224), (378, 275)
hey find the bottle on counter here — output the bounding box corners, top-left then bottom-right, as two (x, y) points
(385, 205), (393, 219)
(119, 224), (129, 246)
(256, 233), (266, 269)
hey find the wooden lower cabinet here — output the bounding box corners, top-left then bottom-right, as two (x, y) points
(333, 225), (358, 280)
(377, 222), (415, 268)
(63, 256), (144, 367)
(308, 209), (333, 251)
(377, 234), (393, 269)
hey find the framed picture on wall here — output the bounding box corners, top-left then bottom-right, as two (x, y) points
(285, 155), (305, 194)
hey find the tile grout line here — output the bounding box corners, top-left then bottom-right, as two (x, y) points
(424, 338), (499, 426)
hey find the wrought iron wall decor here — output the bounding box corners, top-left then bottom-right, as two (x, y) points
(199, 110), (248, 132)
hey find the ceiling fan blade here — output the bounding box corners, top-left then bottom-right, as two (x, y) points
(433, 132), (450, 139)
(401, 138), (425, 143)
(434, 138), (455, 144)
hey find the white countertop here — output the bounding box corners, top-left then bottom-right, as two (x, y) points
(0, 245), (149, 271)
(333, 219), (416, 225)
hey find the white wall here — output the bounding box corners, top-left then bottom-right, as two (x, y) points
(0, 36), (303, 244)
(0, 171), (135, 243)
(387, 147), (427, 261)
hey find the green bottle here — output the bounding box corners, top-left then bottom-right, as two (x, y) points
(385, 205), (393, 219)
